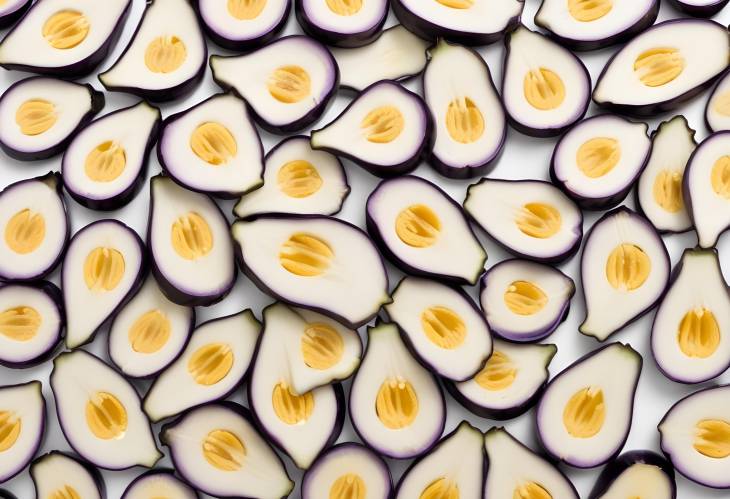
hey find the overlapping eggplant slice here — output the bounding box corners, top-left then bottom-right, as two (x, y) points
(669, 0), (729, 17)
(550, 114), (651, 210)
(706, 71), (730, 132)
(593, 19), (730, 116)
(63, 101), (161, 211)
(464, 178), (583, 263)
(30, 451), (105, 499)
(0, 0), (30, 29)
(588, 450), (676, 499)
(122, 469), (198, 499)
(296, 0), (387, 47)
(580, 207), (670, 341)
(211, 35), (338, 134)
(99, 0), (207, 102)
(0, 77), (103, 161)
(0, 381), (45, 483)
(0, 0), (130, 78)
(234, 135), (349, 218)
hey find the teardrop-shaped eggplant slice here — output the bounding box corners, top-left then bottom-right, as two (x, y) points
(296, 0), (387, 47)
(30, 451), (105, 499)
(63, 101), (161, 211)
(0, 381), (45, 483)
(588, 450), (676, 499)
(0, 77), (104, 161)
(0, 0), (30, 29)
(706, 70), (730, 132)
(122, 469), (199, 499)
(668, 0), (729, 17)
(0, 0), (131, 78)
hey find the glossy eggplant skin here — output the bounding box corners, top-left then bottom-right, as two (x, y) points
(0, 0), (31, 29)
(121, 468), (200, 499)
(668, 0), (729, 17)
(295, 0), (386, 47)
(30, 451), (106, 499)
(588, 450), (676, 499)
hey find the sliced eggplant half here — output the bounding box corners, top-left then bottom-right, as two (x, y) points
(157, 93), (263, 199)
(480, 259), (574, 342)
(0, 172), (68, 282)
(537, 343), (642, 468)
(0, 0), (130, 77)
(668, 0), (729, 17)
(30, 451), (105, 499)
(50, 350), (161, 470)
(108, 275), (195, 379)
(211, 35), (338, 134)
(62, 219), (145, 349)
(367, 176), (486, 284)
(331, 25), (430, 92)
(706, 70), (730, 132)
(261, 302), (362, 394)
(234, 135), (349, 218)
(550, 114), (651, 210)
(143, 310), (260, 422)
(62, 101), (161, 211)
(296, 0), (387, 47)
(593, 19), (730, 116)
(534, 0), (658, 51)
(580, 207), (670, 341)
(484, 427), (579, 499)
(424, 39), (506, 179)
(122, 469), (199, 499)
(160, 402), (294, 499)
(0, 76), (104, 161)
(148, 175), (235, 307)
(446, 340), (557, 420)
(311, 81), (431, 177)
(652, 248), (730, 384)
(231, 215), (389, 329)
(0, 281), (63, 368)
(502, 26), (590, 137)
(0, 381), (45, 483)
(658, 384), (730, 489)
(98, 0), (206, 102)
(636, 116), (695, 234)
(464, 178), (583, 263)
(0, 0), (30, 29)
(588, 450), (676, 499)
(350, 322), (445, 459)
(385, 276), (492, 381)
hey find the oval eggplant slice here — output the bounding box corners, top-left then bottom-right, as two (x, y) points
(350, 322), (445, 459)
(50, 350), (161, 470)
(550, 114), (651, 210)
(446, 340), (557, 420)
(62, 219), (145, 349)
(706, 70), (730, 132)
(580, 207), (670, 341)
(331, 25), (430, 92)
(537, 342), (642, 468)
(158, 93), (263, 199)
(234, 135), (349, 218)
(0, 0), (30, 29)
(232, 215), (389, 329)
(160, 402), (294, 499)
(296, 0), (387, 47)
(367, 176), (486, 285)
(30, 451), (105, 499)
(588, 450), (676, 499)
(652, 248), (730, 384)
(0, 77), (103, 161)
(636, 116), (695, 234)
(148, 175), (235, 307)
(668, 0), (729, 17)
(502, 26), (590, 138)
(658, 384), (730, 489)
(211, 35), (338, 134)
(424, 39), (506, 179)
(108, 275), (195, 379)
(63, 101), (161, 211)
(0, 381), (45, 483)
(534, 0), (658, 51)
(261, 302), (362, 394)
(593, 19), (730, 116)
(484, 427), (579, 498)
(123, 469), (198, 499)
(385, 276), (492, 381)
(193, 0), (290, 51)
(0, 172), (68, 282)
(480, 259), (574, 342)
(0, 0), (130, 78)
(311, 81), (431, 177)
(0, 281), (63, 368)
(464, 178), (583, 263)
(303, 443), (391, 499)
(99, 0), (206, 102)
(143, 310), (260, 423)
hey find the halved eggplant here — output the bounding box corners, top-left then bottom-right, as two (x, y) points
(30, 451), (105, 499)
(122, 469), (198, 499)
(296, 0), (387, 47)
(0, 381), (45, 483)
(0, 0), (30, 29)
(706, 70), (730, 132)
(668, 0), (729, 17)
(588, 450), (676, 499)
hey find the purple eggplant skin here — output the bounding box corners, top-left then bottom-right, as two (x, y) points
(0, 0), (131, 78)
(295, 0), (387, 48)
(0, 78), (105, 161)
(0, 172), (69, 283)
(122, 468), (199, 499)
(31, 451), (106, 499)
(0, 0), (30, 29)
(588, 450), (676, 499)
(63, 103), (162, 211)
(534, 0), (658, 52)
(0, 491), (17, 499)
(668, 0), (729, 17)
(0, 381), (46, 484)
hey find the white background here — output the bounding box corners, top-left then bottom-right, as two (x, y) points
(1, 0), (729, 497)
